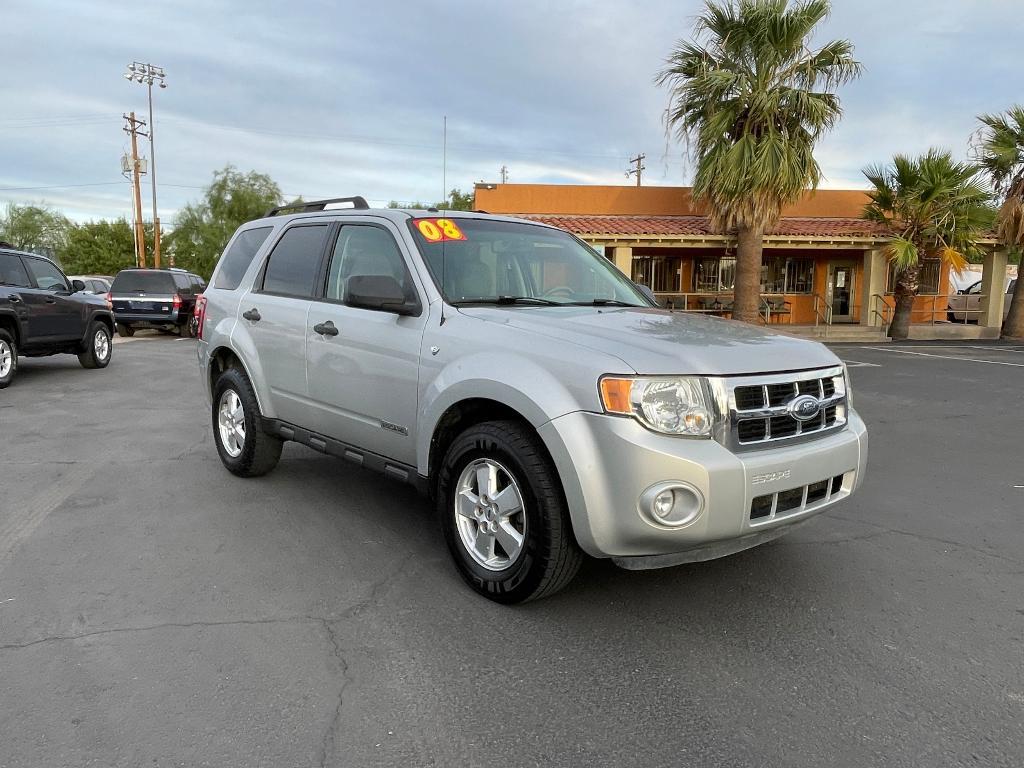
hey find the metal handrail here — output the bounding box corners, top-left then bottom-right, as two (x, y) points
(869, 292), (991, 327)
(869, 293), (893, 329)
(652, 292), (793, 323)
(812, 293), (832, 328)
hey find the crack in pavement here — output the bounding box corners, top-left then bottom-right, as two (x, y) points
(0, 615), (321, 651)
(318, 619), (351, 768)
(172, 428), (211, 461)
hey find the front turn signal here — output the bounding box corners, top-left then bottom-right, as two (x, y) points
(599, 377), (634, 415)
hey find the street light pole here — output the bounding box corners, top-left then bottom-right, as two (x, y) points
(125, 62), (167, 267)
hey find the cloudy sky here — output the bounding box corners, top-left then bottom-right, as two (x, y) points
(2, 0), (1021, 223)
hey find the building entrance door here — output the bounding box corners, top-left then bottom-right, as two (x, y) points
(827, 262), (856, 322)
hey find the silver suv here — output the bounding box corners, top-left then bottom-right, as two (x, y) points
(196, 197), (868, 603)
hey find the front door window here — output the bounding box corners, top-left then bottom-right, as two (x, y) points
(829, 264), (856, 321)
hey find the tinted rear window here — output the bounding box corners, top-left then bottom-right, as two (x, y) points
(0, 253), (31, 288)
(111, 271), (176, 293)
(173, 273), (193, 293)
(214, 226), (273, 290)
(260, 225), (328, 297)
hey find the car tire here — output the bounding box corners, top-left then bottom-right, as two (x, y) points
(187, 316), (198, 338)
(437, 420), (583, 603)
(117, 324), (135, 338)
(78, 321), (112, 369)
(0, 329), (17, 389)
(212, 367), (283, 478)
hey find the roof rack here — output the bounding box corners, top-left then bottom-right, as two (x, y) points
(265, 196), (369, 217)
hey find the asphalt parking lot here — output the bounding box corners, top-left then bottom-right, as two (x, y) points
(1, 337), (1022, 767)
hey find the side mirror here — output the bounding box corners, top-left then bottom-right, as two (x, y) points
(345, 275), (420, 316)
(634, 283), (658, 306)
(72, 279), (87, 292)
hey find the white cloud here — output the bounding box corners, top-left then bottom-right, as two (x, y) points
(1, 0), (1021, 223)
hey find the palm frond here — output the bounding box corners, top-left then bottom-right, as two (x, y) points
(863, 148), (994, 273)
(657, 0), (859, 231)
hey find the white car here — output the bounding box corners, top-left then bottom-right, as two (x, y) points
(947, 277), (1015, 322)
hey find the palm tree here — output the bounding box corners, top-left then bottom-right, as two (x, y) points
(656, 0), (860, 323)
(975, 106), (1024, 338)
(863, 150), (994, 340)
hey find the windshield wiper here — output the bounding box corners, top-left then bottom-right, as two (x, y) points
(566, 299), (642, 307)
(452, 296), (561, 306)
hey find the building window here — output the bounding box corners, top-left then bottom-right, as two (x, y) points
(762, 257), (815, 294)
(633, 256), (683, 293)
(886, 259), (940, 295)
(694, 256), (736, 292)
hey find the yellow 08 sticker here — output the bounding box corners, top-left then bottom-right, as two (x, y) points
(415, 218), (466, 242)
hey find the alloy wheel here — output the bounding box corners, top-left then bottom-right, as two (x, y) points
(0, 340), (12, 378)
(217, 389), (246, 458)
(454, 458), (527, 571)
(94, 329), (110, 362)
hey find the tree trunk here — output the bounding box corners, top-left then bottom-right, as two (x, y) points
(888, 264), (921, 340)
(732, 223), (764, 324)
(1002, 268), (1024, 339)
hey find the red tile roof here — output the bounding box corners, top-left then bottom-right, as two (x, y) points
(518, 214), (892, 240)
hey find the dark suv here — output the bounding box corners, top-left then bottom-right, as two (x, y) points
(0, 247), (115, 388)
(110, 268), (205, 337)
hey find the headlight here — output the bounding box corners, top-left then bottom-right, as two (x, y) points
(599, 376), (714, 437)
(841, 363), (853, 407)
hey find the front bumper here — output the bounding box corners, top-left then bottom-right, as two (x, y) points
(537, 409), (867, 564)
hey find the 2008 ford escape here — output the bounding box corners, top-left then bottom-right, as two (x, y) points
(195, 197), (868, 603)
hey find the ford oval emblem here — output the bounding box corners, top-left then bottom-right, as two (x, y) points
(788, 394), (822, 422)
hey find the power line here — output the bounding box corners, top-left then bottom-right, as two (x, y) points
(0, 181), (128, 191)
(159, 116), (631, 161)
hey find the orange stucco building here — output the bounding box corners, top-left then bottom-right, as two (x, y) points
(473, 183), (993, 332)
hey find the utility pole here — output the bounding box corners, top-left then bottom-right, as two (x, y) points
(125, 62), (167, 267)
(499, 165), (509, 184)
(122, 112), (148, 268)
(626, 154), (646, 187)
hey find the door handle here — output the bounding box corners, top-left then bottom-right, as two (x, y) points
(45, 298), (57, 304)
(313, 321), (339, 337)
(242, 308), (261, 322)
(8, 295), (20, 303)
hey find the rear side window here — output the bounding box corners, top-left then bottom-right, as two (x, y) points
(111, 271), (177, 294)
(214, 226), (273, 290)
(173, 273), (193, 294)
(0, 253), (31, 287)
(260, 225), (328, 298)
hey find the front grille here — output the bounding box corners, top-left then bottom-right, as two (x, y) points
(750, 473), (850, 522)
(731, 368), (847, 449)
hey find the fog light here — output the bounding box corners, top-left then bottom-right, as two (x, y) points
(653, 489), (675, 518)
(639, 482), (705, 529)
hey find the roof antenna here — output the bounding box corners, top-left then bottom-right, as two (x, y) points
(440, 115), (448, 326)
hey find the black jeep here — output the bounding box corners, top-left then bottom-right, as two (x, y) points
(0, 246), (115, 388)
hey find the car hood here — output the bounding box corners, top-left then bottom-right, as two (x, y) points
(457, 306), (840, 376)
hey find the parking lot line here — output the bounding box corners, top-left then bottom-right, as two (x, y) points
(839, 359), (881, 368)
(863, 346), (1024, 367)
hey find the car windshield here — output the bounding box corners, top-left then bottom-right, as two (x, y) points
(408, 217), (650, 307)
(110, 271), (176, 294)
